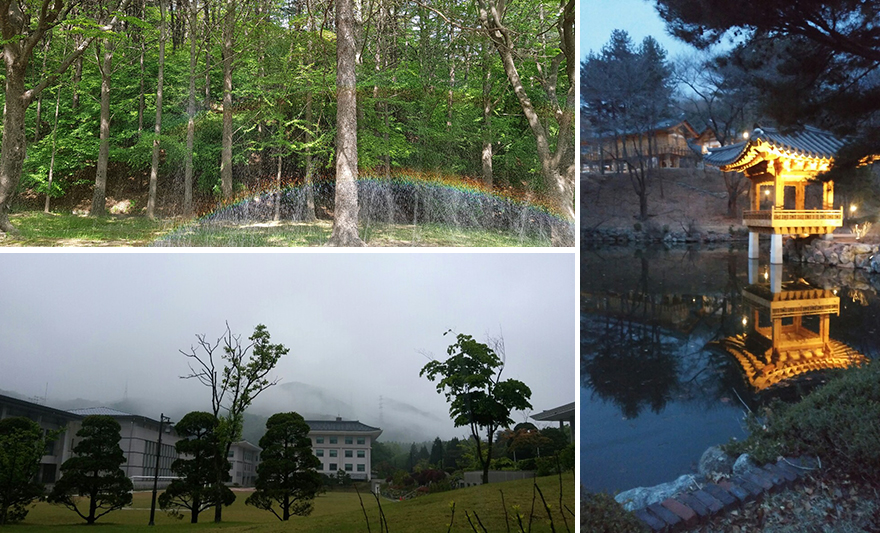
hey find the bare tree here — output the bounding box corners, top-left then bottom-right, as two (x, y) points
(180, 322), (288, 522)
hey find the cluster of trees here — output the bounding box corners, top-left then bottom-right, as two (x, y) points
(373, 425), (571, 479)
(583, 0), (880, 221)
(0, 415), (134, 525)
(0, 0), (575, 243)
(160, 410), (321, 523)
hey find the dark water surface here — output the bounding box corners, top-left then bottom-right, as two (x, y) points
(580, 245), (880, 493)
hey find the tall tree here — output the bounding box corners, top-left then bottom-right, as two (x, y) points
(429, 436), (444, 468)
(245, 412), (322, 521)
(420, 332), (532, 484)
(159, 411), (234, 523)
(327, 0), (364, 246)
(0, 0), (129, 234)
(474, 0), (576, 245)
(146, 0), (167, 219)
(0, 418), (48, 525)
(181, 322), (288, 522)
(48, 416), (133, 524)
(581, 31), (674, 220)
(655, 0), (880, 169)
(91, 36), (119, 216)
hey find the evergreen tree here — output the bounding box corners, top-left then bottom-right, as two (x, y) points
(158, 411), (234, 524)
(428, 437), (444, 468)
(246, 412), (322, 521)
(48, 416), (133, 524)
(0, 418), (48, 524)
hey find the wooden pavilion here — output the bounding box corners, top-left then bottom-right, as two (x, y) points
(710, 274), (865, 392)
(703, 125), (845, 264)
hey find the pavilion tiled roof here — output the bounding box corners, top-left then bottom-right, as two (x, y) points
(703, 125), (846, 170)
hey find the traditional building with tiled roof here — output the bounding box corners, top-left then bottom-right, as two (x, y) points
(703, 125), (847, 263)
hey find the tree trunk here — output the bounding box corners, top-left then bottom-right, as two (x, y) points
(91, 41), (116, 216)
(184, 0), (197, 218)
(481, 39), (493, 188)
(34, 37), (51, 142)
(327, 0), (364, 246)
(220, 0), (235, 200)
(303, 91), (317, 222)
(45, 82), (63, 213)
(475, 0), (575, 245)
(274, 155), (282, 221)
(138, 30), (145, 138)
(0, 70), (29, 234)
(146, 0), (166, 219)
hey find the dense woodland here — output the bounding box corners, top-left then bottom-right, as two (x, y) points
(0, 0), (575, 243)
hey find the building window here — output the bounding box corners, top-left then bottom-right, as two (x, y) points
(345, 450), (352, 458)
(316, 449), (324, 457)
(345, 464), (353, 472)
(329, 463), (337, 471)
(329, 450), (337, 457)
(318, 463), (323, 470)
(357, 464), (365, 472)
(316, 437), (324, 444)
(345, 437), (353, 444)
(357, 437), (365, 445)
(330, 436), (337, 444)
(228, 449), (234, 458)
(357, 450), (365, 458)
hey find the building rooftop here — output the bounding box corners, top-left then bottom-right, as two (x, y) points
(68, 407), (136, 417)
(305, 418), (382, 434)
(531, 402), (575, 422)
(704, 125), (845, 168)
(0, 393), (84, 421)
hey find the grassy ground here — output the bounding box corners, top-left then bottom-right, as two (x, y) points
(1, 212), (550, 247)
(11, 474), (574, 532)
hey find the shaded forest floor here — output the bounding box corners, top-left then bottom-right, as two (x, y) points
(1, 212), (550, 247)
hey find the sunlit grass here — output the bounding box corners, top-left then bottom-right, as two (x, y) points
(13, 473), (574, 532)
(2, 212), (551, 247)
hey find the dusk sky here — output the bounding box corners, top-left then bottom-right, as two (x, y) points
(0, 252), (575, 442)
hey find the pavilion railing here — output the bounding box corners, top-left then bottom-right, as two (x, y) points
(743, 207), (843, 224)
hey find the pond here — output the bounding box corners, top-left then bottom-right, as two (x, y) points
(580, 244), (880, 494)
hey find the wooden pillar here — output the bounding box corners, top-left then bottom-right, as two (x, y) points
(795, 183), (805, 210)
(753, 181), (761, 211)
(819, 313), (829, 343)
(823, 181), (834, 210)
(774, 173), (784, 209)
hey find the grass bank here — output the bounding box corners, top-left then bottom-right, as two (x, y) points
(1, 212), (550, 247)
(13, 473), (574, 532)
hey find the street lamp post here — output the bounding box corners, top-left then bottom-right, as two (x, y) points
(149, 414), (171, 526)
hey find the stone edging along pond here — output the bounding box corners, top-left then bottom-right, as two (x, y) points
(785, 237), (880, 273)
(612, 446), (820, 532)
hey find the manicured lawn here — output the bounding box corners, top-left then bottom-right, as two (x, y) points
(12, 473), (574, 532)
(2, 212), (552, 247)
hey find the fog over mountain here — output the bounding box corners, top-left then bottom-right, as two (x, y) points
(0, 253), (574, 442)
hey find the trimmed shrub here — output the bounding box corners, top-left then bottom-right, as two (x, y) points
(726, 363), (880, 480)
(581, 492), (646, 533)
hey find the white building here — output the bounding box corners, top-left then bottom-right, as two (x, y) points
(228, 440), (261, 487)
(0, 393), (81, 484)
(306, 418), (381, 481)
(67, 407), (180, 490)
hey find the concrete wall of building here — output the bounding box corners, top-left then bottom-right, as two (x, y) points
(311, 433), (373, 480)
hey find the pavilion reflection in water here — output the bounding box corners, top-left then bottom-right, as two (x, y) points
(710, 261), (866, 392)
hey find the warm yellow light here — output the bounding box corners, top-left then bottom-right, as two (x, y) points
(764, 271), (769, 280)
(742, 317), (748, 326)
(764, 190), (770, 196)
(743, 132), (750, 140)
(850, 205), (858, 213)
